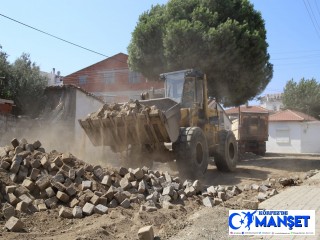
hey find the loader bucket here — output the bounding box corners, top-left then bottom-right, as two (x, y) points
(78, 98), (181, 151)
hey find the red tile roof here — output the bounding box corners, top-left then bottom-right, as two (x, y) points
(225, 105), (269, 115)
(269, 109), (318, 122)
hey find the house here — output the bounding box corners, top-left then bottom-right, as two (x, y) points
(41, 68), (63, 86)
(63, 53), (164, 103)
(0, 98), (14, 114)
(259, 93), (284, 112)
(0, 84), (111, 161)
(267, 109), (320, 154)
(25, 84), (104, 158)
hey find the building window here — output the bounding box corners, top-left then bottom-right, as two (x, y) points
(129, 71), (141, 84)
(104, 71), (115, 84)
(79, 75), (87, 85)
(276, 128), (290, 143)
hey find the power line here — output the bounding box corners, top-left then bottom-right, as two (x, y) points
(315, 0), (320, 17)
(306, 0), (320, 32)
(275, 62), (320, 67)
(0, 12), (112, 59)
(271, 53), (320, 60)
(1, 13), (318, 76)
(271, 49), (320, 54)
(303, 0), (320, 39)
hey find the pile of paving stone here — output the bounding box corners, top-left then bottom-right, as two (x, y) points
(239, 173), (320, 209)
(242, 182), (279, 205)
(0, 138), (244, 232)
(87, 99), (156, 119)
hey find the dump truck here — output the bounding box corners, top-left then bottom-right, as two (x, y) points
(232, 111), (269, 156)
(79, 69), (238, 177)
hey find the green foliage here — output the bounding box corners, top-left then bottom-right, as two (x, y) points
(128, 0), (273, 106)
(283, 78), (320, 119)
(0, 47), (48, 116)
(0, 46), (12, 99)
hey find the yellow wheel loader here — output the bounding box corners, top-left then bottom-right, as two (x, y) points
(79, 69), (238, 178)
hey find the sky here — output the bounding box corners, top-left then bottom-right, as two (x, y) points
(1, 0), (320, 101)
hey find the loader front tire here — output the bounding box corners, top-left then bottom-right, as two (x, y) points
(174, 127), (208, 178)
(214, 130), (238, 172)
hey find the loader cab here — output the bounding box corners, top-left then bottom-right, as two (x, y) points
(163, 71), (185, 103)
(162, 69), (205, 109)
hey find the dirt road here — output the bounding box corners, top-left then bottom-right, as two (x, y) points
(204, 153), (320, 186)
(169, 153), (320, 240)
(1, 153), (319, 240)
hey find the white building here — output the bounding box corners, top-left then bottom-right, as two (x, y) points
(31, 84), (105, 162)
(259, 93), (283, 112)
(41, 68), (63, 86)
(267, 109), (320, 154)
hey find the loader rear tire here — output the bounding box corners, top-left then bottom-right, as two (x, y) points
(214, 130), (238, 172)
(174, 127), (208, 178)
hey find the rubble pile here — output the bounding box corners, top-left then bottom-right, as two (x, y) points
(242, 182), (279, 205)
(0, 138), (243, 232)
(87, 100), (156, 119)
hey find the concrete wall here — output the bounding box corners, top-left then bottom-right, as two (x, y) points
(74, 89), (122, 166)
(267, 122), (302, 153)
(267, 121), (320, 153)
(74, 90), (104, 140)
(300, 121), (320, 153)
(72, 90), (110, 164)
(231, 119), (239, 140)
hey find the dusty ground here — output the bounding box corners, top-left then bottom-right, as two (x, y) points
(169, 153), (320, 240)
(1, 152), (320, 240)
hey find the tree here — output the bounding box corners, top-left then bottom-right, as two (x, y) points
(0, 46), (13, 100)
(283, 78), (320, 119)
(128, 0), (273, 106)
(0, 47), (48, 116)
(10, 53), (48, 116)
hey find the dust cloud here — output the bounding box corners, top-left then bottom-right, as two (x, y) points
(0, 119), (177, 175)
(0, 117), (120, 168)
